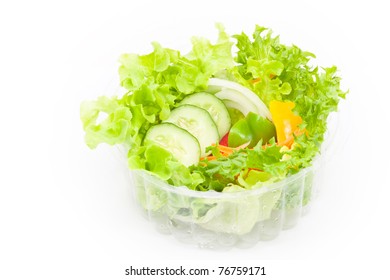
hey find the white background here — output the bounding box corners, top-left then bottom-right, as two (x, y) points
(1, 0), (389, 279)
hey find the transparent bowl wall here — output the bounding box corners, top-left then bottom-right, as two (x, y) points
(129, 157), (324, 249)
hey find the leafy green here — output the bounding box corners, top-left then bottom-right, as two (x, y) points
(80, 96), (132, 149)
(81, 24), (346, 193)
(81, 24), (347, 235)
(191, 147), (247, 191)
(190, 140), (286, 191)
(81, 24), (233, 172)
(231, 25), (347, 171)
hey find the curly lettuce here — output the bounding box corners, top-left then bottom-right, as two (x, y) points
(81, 24), (346, 192)
(80, 24), (233, 155)
(81, 25), (347, 234)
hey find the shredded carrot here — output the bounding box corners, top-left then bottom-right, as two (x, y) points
(199, 144), (243, 163)
(278, 136), (294, 148)
(251, 74), (275, 84)
(278, 129), (306, 148)
(200, 155), (217, 161)
(235, 142), (251, 150)
(201, 142), (270, 164)
(251, 77), (261, 84)
(218, 145), (235, 155)
(248, 167), (262, 172)
(214, 141), (251, 155)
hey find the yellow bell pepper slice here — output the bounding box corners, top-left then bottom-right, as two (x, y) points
(269, 100), (305, 148)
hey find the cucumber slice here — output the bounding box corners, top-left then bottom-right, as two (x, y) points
(143, 123), (200, 167)
(180, 92), (231, 138)
(165, 105), (219, 157)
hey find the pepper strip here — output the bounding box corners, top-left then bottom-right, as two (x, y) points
(269, 100), (305, 148)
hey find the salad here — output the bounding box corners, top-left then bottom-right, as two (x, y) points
(80, 25), (346, 237)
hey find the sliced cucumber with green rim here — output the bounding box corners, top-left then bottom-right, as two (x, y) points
(143, 123), (200, 167)
(180, 92), (231, 138)
(164, 105), (219, 157)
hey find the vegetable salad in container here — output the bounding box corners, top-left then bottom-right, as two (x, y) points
(81, 24), (347, 248)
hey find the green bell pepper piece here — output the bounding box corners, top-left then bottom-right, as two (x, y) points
(228, 112), (276, 148)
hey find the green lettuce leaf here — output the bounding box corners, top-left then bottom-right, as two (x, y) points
(80, 24), (233, 152)
(80, 96), (132, 149)
(230, 25), (347, 172)
(81, 24), (346, 197)
(81, 24), (348, 236)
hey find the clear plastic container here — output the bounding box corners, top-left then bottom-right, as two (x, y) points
(128, 157), (324, 249)
(118, 108), (344, 248)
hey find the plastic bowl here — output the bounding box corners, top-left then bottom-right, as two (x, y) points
(128, 156), (324, 249)
(122, 109), (341, 249)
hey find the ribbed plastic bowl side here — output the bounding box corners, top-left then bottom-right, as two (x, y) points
(129, 156), (324, 249)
